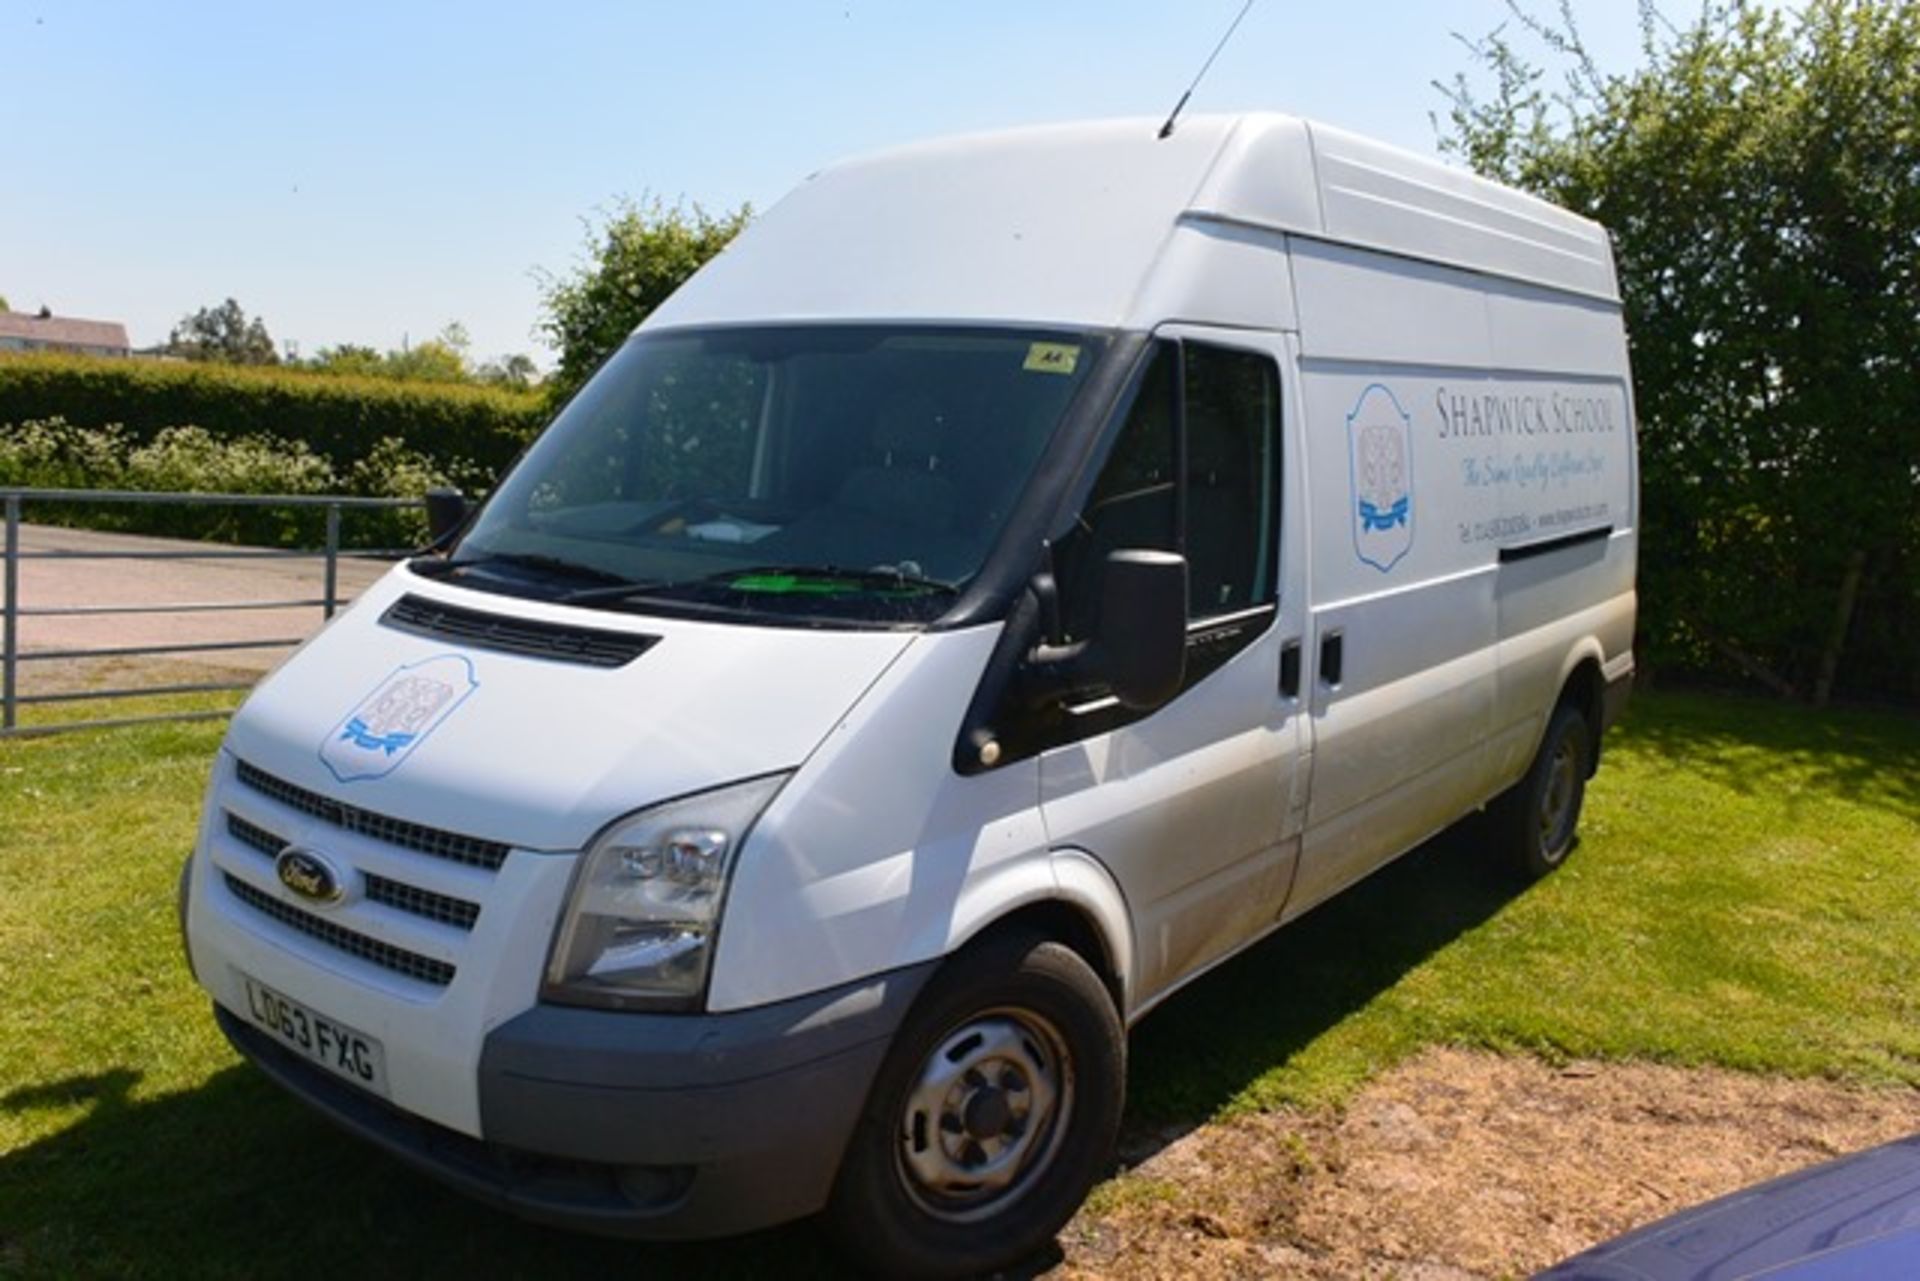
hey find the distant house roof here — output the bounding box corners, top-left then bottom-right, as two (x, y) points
(0, 309), (132, 351)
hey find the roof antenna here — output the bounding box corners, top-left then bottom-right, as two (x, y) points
(1158, 0), (1257, 140)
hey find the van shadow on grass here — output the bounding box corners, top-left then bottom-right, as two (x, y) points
(0, 828), (1525, 1280)
(1119, 816), (1524, 1149)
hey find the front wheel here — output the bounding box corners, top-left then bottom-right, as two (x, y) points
(1492, 701), (1592, 879)
(827, 931), (1124, 1279)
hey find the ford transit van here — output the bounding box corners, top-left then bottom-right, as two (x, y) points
(180, 114), (1636, 1277)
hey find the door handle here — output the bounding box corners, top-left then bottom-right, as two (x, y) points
(1319, 631), (1344, 688)
(1279, 639), (1302, 697)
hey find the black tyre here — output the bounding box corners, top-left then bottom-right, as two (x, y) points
(1492, 701), (1592, 880)
(827, 931), (1124, 1279)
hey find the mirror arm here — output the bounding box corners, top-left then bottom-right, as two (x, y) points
(1019, 638), (1118, 708)
(1031, 573), (1064, 648)
(1033, 541), (1065, 646)
(1011, 547), (1088, 705)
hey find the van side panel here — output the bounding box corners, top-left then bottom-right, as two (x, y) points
(1285, 237), (1635, 915)
(1293, 577), (1501, 909)
(1287, 239), (1503, 910)
(1482, 279), (1639, 782)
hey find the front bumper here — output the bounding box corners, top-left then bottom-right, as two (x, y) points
(216, 959), (937, 1239)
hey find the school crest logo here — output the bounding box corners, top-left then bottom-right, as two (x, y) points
(1347, 384), (1414, 573)
(319, 654), (478, 783)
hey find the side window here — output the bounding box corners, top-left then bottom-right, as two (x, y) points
(1056, 346), (1177, 640)
(1056, 339), (1279, 640)
(1183, 343), (1279, 616)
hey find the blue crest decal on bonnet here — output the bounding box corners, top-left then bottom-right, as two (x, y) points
(319, 653), (478, 784)
(1347, 384), (1415, 573)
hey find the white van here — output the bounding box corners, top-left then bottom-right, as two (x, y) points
(180, 114), (1635, 1277)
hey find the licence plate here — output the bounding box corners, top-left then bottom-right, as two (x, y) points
(238, 972), (388, 1097)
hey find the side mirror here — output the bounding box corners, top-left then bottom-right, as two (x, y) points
(1026, 549), (1187, 711)
(423, 486), (469, 548)
(1093, 550), (1188, 709)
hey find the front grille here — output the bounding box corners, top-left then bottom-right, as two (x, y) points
(364, 875), (480, 930)
(224, 812), (480, 931)
(234, 760), (510, 872)
(380, 593), (659, 669)
(226, 811), (284, 858)
(224, 874), (456, 986)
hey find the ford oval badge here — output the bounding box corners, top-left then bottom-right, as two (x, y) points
(275, 846), (346, 906)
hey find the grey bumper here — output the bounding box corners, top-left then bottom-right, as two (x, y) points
(216, 960), (936, 1240)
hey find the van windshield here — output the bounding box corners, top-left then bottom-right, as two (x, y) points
(446, 326), (1107, 625)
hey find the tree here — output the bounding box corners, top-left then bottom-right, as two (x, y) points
(535, 197), (750, 401)
(476, 353), (540, 389)
(1439, 0), (1920, 705)
(167, 298), (279, 365)
(310, 343), (384, 378)
(309, 325), (481, 385)
(382, 324), (471, 384)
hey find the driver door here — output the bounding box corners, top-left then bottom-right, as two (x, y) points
(1038, 328), (1307, 1011)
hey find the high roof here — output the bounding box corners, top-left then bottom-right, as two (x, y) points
(0, 310), (132, 351)
(645, 113), (1618, 335)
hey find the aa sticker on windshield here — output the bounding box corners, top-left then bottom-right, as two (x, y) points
(1023, 342), (1081, 375)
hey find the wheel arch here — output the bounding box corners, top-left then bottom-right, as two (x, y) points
(943, 848), (1133, 1019)
(1555, 646), (1607, 776)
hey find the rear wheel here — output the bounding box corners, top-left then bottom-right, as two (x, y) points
(1492, 701), (1591, 879)
(828, 931), (1123, 1279)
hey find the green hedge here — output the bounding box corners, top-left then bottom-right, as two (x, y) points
(0, 352), (548, 478)
(0, 417), (453, 548)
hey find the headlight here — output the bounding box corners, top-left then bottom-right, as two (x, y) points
(543, 772), (789, 1010)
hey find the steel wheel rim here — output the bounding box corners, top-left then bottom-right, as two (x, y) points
(1538, 735), (1580, 862)
(895, 1006), (1075, 1223)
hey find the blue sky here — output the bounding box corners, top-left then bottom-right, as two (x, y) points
(1, 1), (1662, 367)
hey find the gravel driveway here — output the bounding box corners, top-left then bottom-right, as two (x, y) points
(8, 524), (393, 692)
(1060, 1048), (1920, 1278)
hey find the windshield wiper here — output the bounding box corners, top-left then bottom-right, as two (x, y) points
(557, 574), (673, 602)
(428, 550), (640, 589)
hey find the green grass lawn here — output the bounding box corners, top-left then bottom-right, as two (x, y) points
(2, 690), (1917, 1277)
